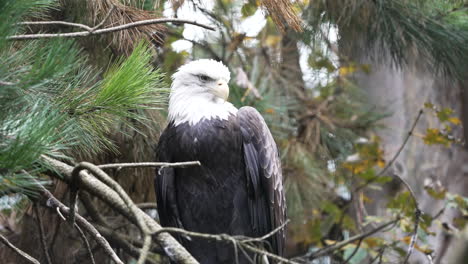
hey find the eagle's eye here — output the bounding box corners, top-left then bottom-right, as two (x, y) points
(199, 75), (211, 82)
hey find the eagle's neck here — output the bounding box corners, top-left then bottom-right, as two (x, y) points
(168, 88), (238, 126)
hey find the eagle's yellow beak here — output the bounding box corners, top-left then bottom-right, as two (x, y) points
(213, 80), (229, 101)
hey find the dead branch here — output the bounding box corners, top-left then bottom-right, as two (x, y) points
(41, 155), (199, 264)
(9, 18), (215, 40)
(0, 234), (40, 264)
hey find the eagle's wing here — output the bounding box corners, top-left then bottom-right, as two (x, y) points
(155, 126), (184, 230)
(238, 106), (286, 256)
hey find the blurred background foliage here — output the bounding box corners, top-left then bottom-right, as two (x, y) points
(1, 0), (468, 263)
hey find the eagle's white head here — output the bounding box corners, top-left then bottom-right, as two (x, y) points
(168, 59), (238, 126)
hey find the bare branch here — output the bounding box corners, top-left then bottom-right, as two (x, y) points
(9, 18), (215, 40)
(97, 161), (201, 170)
(0, 234), (40, 264)
(33, 203), (53, 264)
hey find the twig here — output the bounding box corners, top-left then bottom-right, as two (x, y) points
(242, 219), (290, 243)
(305, 218), (400, 260)
(95, 225), (160, 264)
(36, 181), (124, 264)
(9, 18), (215, 40)
(342, 238), (363, 264)
(97, 161), (201, 169)
(392, 173), (421, 264)
(92, 5), (115, 31)
(41, 155), (199, 264)
(33, 203), (53, 264)
(378, 109), (424, 177)
(74, 223), (96, 264)
(354, 109), (424, 193)
(0, 234), (40, 264)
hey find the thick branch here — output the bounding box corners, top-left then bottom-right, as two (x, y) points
(9, 19), (214, 40)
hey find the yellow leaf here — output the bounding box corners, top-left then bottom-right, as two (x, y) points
(448, 117), (461, 125)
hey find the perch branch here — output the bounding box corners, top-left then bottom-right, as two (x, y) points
(0, 234), (40, 264)
(9, 18), (215, 40)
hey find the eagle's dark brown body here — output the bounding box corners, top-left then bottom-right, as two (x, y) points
(156, 107), (285, 263)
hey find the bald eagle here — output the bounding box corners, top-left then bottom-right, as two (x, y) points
(155, 59), (285, 263)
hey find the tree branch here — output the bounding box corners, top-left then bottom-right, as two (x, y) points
(0, 234), (40, 264)
(9, 18), (215, 40)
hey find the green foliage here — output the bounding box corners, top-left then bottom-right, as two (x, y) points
(0, 1), (166, 196)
